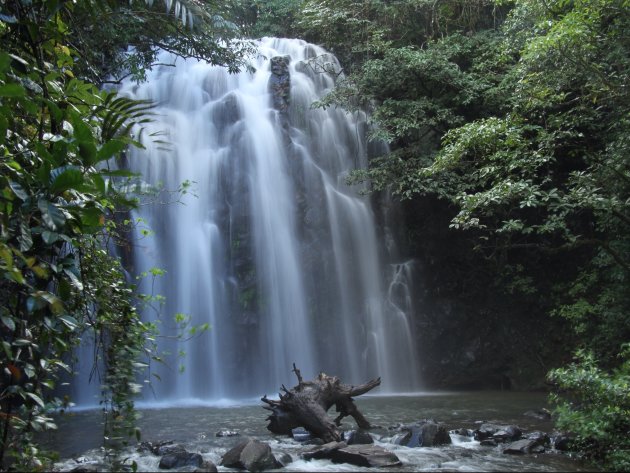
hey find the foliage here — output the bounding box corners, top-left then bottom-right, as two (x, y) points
(548, 347), (630, 471)
(230, 0), (304, 39)
(299, 0), (629, 467)
(65, 0), (254, 84)
(0, 0), (243, 469)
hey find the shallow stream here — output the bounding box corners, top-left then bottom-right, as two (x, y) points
(44, 391), (596, 471)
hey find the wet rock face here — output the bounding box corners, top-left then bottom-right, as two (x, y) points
(268, 55), (291, 113)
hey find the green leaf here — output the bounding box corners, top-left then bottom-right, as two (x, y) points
(63, 268), (83, 291)
(78, 142), (97, 165)
(0, 114), (7, 145)
(70, 113), (93, 143)
(26, 296), (47, 313)
(58, 314), (79, 330)
(18, 221), (33, 251)
(38, 199), (66, 230)
(99, 169), (138, 178)
(0, 315), (15, 331)
(97, 139), (128, 162)
(0, 52), (11, 72)
(0, 83), (25, 97)
(79, 206), (104, 228)
(41, 230), (60, 244)
(9, 181), (29, 201)
(1, 341), (11, 359)
(25, 392), (45, 408)
(50, 166), (85, 193)
(32, 290), (63, 314)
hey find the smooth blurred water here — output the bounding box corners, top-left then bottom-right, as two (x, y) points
(45, 392), (595, 472)
(65, 37), (425, 407)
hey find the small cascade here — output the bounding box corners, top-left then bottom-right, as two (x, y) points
(75, 38), (421, 404)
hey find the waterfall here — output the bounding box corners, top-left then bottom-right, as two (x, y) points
(106, 37), (420, 404)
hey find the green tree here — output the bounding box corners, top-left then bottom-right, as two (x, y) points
(0, 0), (248, 468)
(302, 0), (628, 466)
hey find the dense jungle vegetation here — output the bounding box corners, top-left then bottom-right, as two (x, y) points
(0, 0), (628, 470)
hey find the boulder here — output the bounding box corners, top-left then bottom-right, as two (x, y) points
(331, 445), (402, 468)
(155, 444), (188, 456)
(551, 432), (575, 451)
(158, 451), (203, 469)
(474, 423), (521, 442)
(194, 460), (218, 473)
(525, 431), (550, 446)
(502, 439), (542, 455)
(220, 439), (249, 468)
(344, 429), (374, 445)
(220, 439), (281, 472)
(137, 440), (180, 455)
(492, 425), (522, 442)
(452, 428), (473, 437)
(473, 423), (502, 441)
(302, 441), (348, 460)
(277, 453), (293, 467)
(392, 420), (451, 447)
(302, 441), (401, 468)
(70, 466), (102, 473)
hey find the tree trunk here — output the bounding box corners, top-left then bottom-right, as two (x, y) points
(261, 364), (381, 442)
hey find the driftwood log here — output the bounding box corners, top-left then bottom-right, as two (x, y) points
(261, 364), (381, 442)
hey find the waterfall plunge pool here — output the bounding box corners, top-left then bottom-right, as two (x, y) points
(44, 391), (595, 472)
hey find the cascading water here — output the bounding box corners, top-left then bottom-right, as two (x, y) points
(101, 38), (420, 404)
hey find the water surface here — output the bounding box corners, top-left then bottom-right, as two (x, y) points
(46, 391), (595, 471)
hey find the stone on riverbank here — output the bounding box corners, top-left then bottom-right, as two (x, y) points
(158, 450), (203, 469)
(392, 419), (451, 447)
(302, 441), (402, 468)
(220, 438), (282, 472)
(503, 439), (544, 455)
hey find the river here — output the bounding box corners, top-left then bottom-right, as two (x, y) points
(45, 391), (595, 471)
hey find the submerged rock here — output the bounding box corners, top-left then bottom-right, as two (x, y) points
(503, 439), (544, 455)
(220, 438), (281, 472)
(524, 408), (552, 420)
(159, 451), (203, 469)
(331, 445), (402, 468)
(137, 440), (179, 455)
(302, 441), (401, 468)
